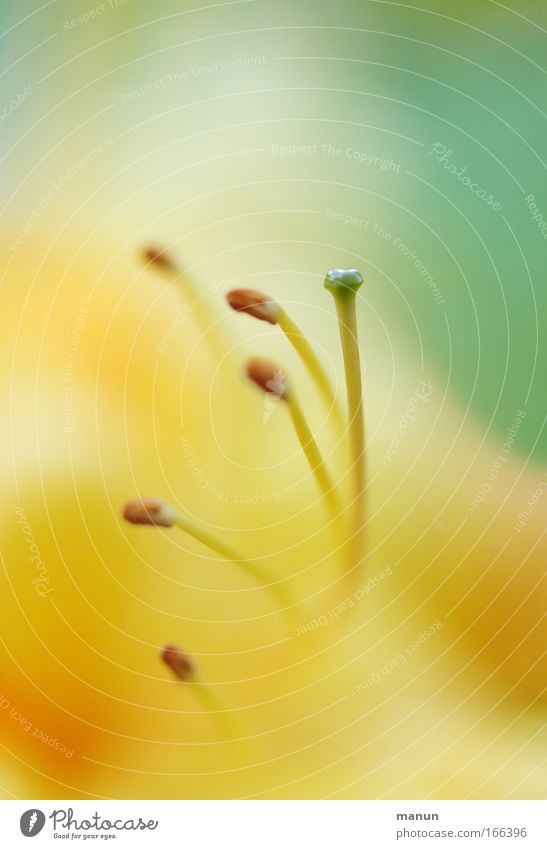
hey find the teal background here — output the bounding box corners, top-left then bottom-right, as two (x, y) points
(1, 0), (545, 458)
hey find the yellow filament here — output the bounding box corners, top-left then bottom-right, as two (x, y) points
(187, 671), (243, 740)
(170, 512), (294, 618)
(332, 293), (366, 577)
(277, 308), (344, 429)
(286, 393), (342, 521)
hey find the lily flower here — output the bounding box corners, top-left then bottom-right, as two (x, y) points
(1, 2), (544, 803)
(4, 251), (543, 800)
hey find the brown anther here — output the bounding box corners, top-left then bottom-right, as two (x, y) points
(226, 288), (279, 325)
(123, 498), (176, 528)
(141, 246), (177, 273)
(161, 644), (195, 681)
(246, 358), (288, 400)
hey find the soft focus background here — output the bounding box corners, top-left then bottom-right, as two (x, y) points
(0, 0), (545, 799)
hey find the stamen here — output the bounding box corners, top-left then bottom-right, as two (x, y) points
(324, 269), (366, 575)
(228, 288), (342, 427)
(161, 644), (241, 739)
(246, 358), (341, 519)
(123, 497), (177, 527)
(246, 357), (288, 399)
(141, 245), (179, 274)
(141, 244), (226, 352)
(161, 644), (195, 681)
(226, 288), (279, 325)
(123, 497), (293, 616)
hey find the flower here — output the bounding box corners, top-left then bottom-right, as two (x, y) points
(3, 242), (544, 800)
(1, 0), (544, 802)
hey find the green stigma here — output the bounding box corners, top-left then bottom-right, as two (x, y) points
(324, 268), (364, 296)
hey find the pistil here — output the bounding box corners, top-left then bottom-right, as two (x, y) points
(324, 269), (366, 576)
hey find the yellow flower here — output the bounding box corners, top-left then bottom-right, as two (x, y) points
(1, 235), (544, 799)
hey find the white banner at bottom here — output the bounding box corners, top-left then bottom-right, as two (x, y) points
(0, 799), (544, 848)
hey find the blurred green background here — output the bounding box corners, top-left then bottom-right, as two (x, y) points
(2, 0), (545, 462)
